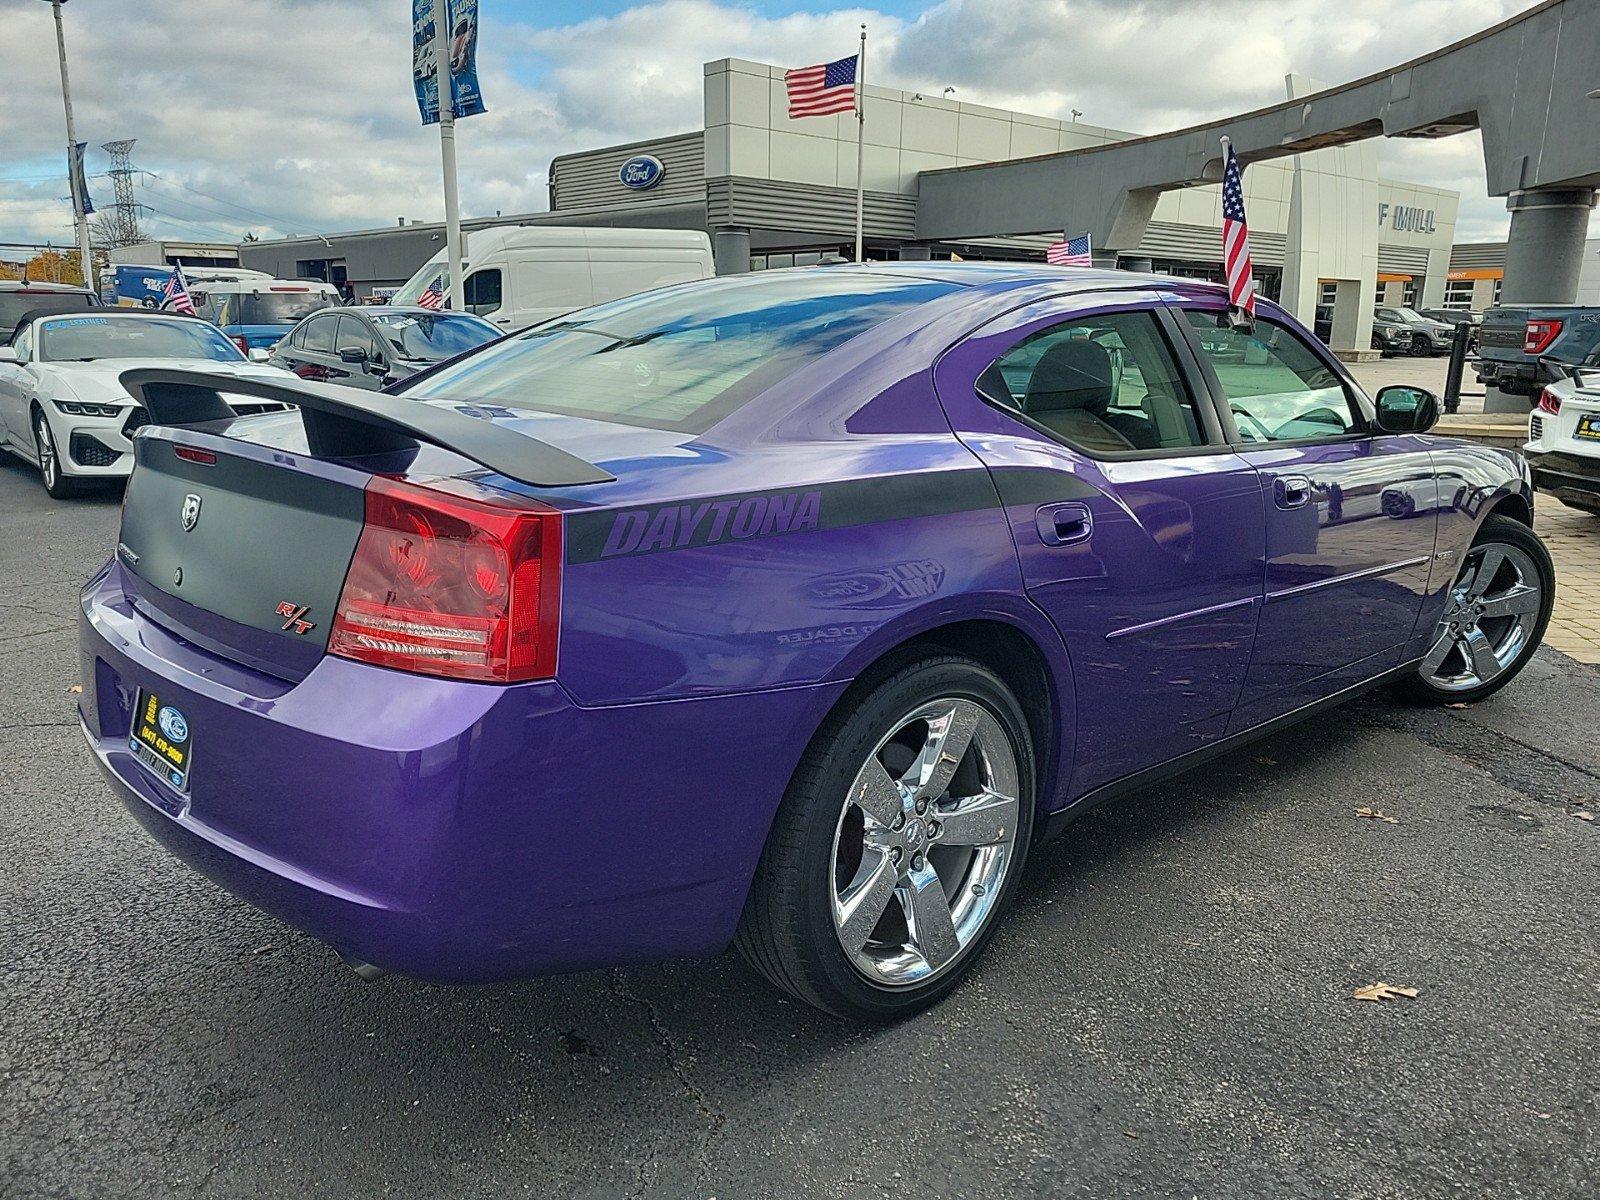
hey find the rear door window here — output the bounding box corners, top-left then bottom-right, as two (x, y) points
(976, 310), (1209, 454)
(300, 314), (337, 354)
(1184, 311), (1363, 443)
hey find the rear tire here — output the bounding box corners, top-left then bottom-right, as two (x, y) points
(33, 410), (78, 500)
(1395, 514), (1553, 705)
(735, 654), (1035, 1021)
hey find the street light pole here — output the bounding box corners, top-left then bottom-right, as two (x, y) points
(433, 0), (465, 311)
(44, 0), (93, 288)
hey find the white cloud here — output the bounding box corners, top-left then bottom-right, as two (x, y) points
(1, 0), (1576, 250)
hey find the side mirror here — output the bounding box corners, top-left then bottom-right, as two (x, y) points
(247, 347), (271, 363)
(0, 347), (19, 364)
(1374, 385), (1439, 434)
(337, 346), (367, 364)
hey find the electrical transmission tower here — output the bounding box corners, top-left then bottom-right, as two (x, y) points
(100, 138), (146, 246)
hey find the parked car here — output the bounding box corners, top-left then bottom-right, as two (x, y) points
(0, 310), (292, 498)
(0, 280), (99, 342)
(1524, 367), (1600, 515)
(390, 225), (714, 332)
(1312, 305), (1415, 356)
(1416, 306), (1481, 352)
(1375, 306), (1455, 356)
(82, 265), (1552, 1021)
(1476, 303), (1600, 399)
(1369, 309), (1416, 356)
(164, 277), (339, 355)
(268, 305), (499, 389)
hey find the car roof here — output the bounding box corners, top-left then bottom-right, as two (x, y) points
(0, 280), (95, 294)
(817, 260), (1223, 295)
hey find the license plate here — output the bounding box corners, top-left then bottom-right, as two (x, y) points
(129, 688), (193, 793)
(1578, 414), (1600, 442)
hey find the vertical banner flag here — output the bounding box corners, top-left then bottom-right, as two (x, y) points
(67, 141), (94, 217)
(414, 0), (486, 124)
(1046, 233), (1091, 266)
(1220, 136), (1256, 317)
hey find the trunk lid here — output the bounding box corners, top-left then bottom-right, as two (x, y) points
(117, 427), (368, 681)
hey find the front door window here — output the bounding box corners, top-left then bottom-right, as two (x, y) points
(1183, 311), (1363, 442)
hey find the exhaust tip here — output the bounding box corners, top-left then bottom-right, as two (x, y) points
(339, 953), (387, 981)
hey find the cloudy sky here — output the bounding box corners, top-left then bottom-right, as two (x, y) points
(2, 0), (1563, 252)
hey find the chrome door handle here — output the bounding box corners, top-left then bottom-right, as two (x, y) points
(1275, 475), (1313, 509)
(1036, 502), (1093, 546)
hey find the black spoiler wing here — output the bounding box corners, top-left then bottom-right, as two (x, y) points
(118, 367), (615, 488)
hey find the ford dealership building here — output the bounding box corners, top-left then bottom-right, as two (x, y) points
(241, 58), (1461, 319)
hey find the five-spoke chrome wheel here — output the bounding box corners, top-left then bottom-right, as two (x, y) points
(829, 697), (1020, 988)
(1420, 540), (1543, 692)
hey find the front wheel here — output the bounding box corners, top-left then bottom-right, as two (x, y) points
(1396, 514), (1553, 704)
(33, 410), (79, 500)
(735, 654), (1035, 1021)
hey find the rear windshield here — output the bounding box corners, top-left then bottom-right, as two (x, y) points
(370, 311), (498, 361)
(1, 291), (95, 333)
(400, 272), (959, 431)
(191, 291), (333, 327)
(38, 315), (244, 362)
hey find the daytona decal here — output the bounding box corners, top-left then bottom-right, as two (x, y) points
(600, 489), (822, 557)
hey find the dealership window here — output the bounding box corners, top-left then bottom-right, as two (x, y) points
(1402, 280), (1418, 307)
(1492, 278), (1503, 305)
(1318, 281), (1338, 306)
(1443, 280), (1475, 309)
(463, 268), (502, 317)
(977, 311), (1208, 455)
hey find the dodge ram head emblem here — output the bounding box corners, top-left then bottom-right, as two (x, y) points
(180, 493), (202, 532)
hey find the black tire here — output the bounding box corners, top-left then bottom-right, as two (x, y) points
(32, 409), (79, 500)
(735, 653), (1036, 1021)
(1411, 335), (1432, 356)
(1394, 514), (1554, 705)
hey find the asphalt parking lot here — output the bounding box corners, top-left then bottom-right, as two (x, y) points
(1, 454), (1596, 1200)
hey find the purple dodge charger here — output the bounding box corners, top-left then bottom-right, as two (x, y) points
(78, 265), (1553, 1020)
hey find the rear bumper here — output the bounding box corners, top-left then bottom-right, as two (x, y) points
(79, 559), (843, 982)
(1526, 449), (1600, 506)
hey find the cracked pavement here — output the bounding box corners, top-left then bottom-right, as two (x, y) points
(0, 454), (1596, 1199)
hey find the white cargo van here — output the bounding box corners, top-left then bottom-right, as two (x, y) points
(391, 226), (714, 331)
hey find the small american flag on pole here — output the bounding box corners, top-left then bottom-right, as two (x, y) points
(1220, 138), (1256, 317)
(785, 54), (859, 118)
(162, 265), (196, 315)
(1046, 234), (1091, 267)
(416, 276), (444, 310)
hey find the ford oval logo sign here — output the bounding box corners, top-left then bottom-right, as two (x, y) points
(618, 154), (666, 190)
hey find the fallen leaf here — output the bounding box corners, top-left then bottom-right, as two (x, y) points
(1354, 807), (1399, 824)
(1576, 812), (1595, 823)
(1352, 982), (1420, 1002)
(68, 684), (82, 694)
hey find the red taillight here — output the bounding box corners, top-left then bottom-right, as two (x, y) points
(1537, 388), (1562, 415)
(1524, 319), (1563, 355)
(328, 477), (562, 683)
(231, 335), (250, 356)
(173, 445), (217, 465)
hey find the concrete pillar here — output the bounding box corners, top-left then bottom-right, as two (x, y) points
(899, 243), (933, 261)
(712, 227), (751, 276)
(1501, 189), (1597, 304)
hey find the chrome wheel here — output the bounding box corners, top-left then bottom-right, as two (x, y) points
(1420, 541), (1543, 692)
(34, 412), (58, 491)
(830, 698), (1020, 988)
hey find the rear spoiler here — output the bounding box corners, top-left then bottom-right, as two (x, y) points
(118, 367), (614, 488)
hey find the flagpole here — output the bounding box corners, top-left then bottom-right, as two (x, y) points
(46, 0), (93, 290)
(433, 0), (466, 312)
(854, 23), (866, 264)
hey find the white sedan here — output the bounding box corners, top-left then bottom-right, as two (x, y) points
(0, 310), (294, 498)
(1525, 369), (1600, 516)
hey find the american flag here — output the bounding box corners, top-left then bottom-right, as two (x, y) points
(1046, 234), (1091, 267)
(785, 54), (859, 118)
(1221, 140), (1256, 316)
(416, 276), (444, 310)
(162, 265), (195, 315)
